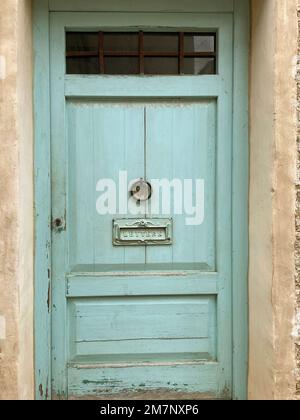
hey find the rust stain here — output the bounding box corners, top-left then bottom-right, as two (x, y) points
(47, 280), (51, 312)
(39, 384), (43, 397)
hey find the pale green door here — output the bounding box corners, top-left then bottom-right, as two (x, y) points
(50, 11), (235, 399)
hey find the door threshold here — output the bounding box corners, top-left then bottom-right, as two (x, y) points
(67, 390), (221, 401)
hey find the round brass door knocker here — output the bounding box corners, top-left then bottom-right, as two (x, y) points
(130, 179), (152, 202)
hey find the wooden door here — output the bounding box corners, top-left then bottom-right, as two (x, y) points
(49, 10), (236, 399)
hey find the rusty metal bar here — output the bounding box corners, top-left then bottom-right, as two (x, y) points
(66, 51), (98, 57)
(184, 52), (216, 57)
(67, 51), (216, 58)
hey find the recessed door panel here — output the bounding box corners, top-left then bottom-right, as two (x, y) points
(68, 101), (145, 269)
(67, 100), (216, 271)
(68, 296), (217, 362)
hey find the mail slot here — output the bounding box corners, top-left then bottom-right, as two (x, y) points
(113, 218), (173, 246)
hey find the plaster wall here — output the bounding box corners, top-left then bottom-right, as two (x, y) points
(272, 0), (298, 400)
(248, 0), (276, 400)
(0, 0), (298, 400)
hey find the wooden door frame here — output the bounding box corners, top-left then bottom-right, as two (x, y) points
(33, 0), (249, 400)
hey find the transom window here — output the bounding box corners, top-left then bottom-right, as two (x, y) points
(66, 32), (217, 75)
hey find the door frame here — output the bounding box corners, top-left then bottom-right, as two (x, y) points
(33, 0), (249, 400)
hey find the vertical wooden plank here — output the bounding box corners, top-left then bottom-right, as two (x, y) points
(146, 102), (216, 270)
(67, 103), (95, 268)
(33, 0), (51, 400)
(232, 0), (249, 401)
(90, 102), (146, 266)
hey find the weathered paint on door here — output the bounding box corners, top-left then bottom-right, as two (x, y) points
(46, 8), (243, 400)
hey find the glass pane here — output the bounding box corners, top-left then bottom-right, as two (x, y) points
(105, 57), (139, 74)
(144, 57), (179, 75)
(66, 57), (99, 74)
(103, 33), (139, 52)
(184, 34), (215, 53)
(144, 33), (178, 53)
(184, 58), (215, 75)
(66, 32), (98, 52)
